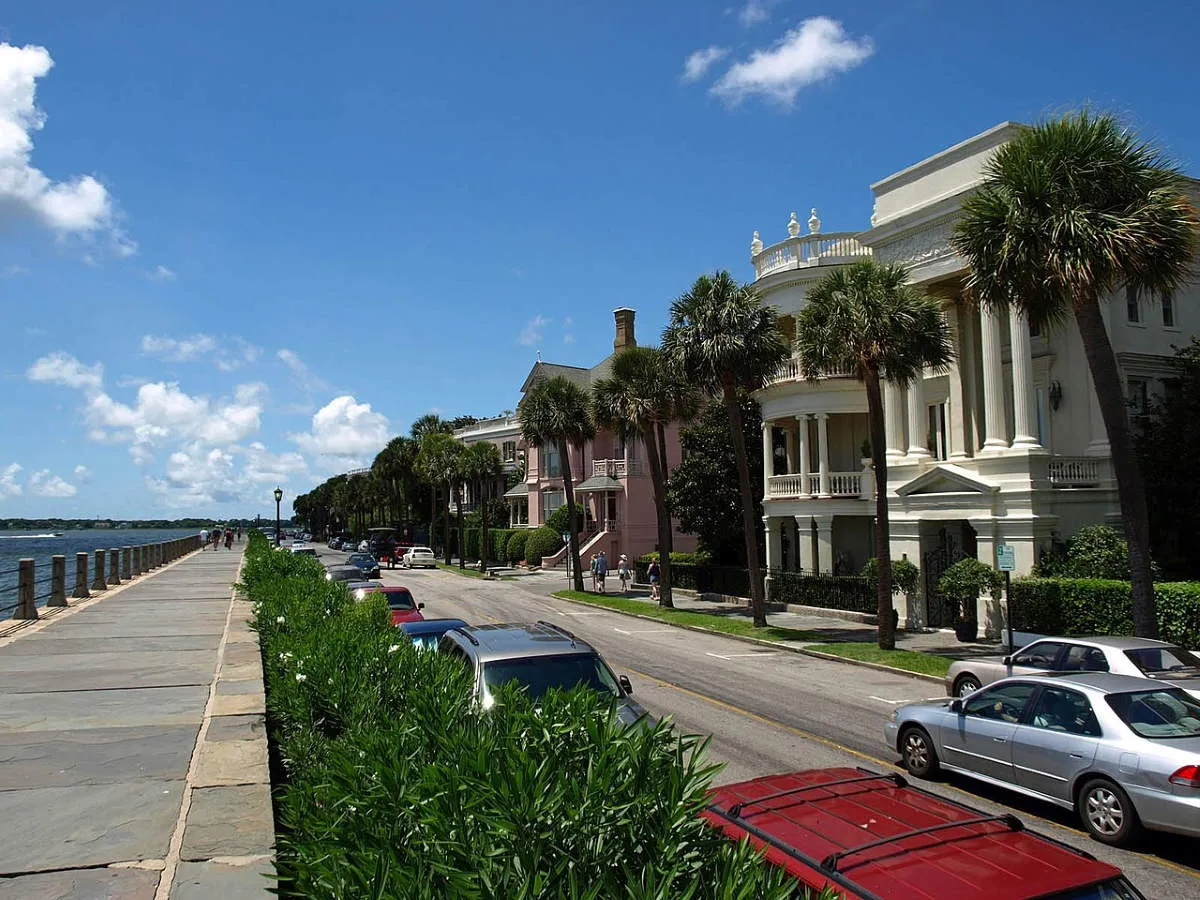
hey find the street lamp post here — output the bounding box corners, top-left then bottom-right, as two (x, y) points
(274, 486), (283, 545)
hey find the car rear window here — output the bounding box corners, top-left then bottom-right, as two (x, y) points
(1124, 646), (1200, 675)
(410, 547), (432, 555)
(1037, 877), (1144, 899)
(1106, 688), (1200, 739)
(385, 589), (415, 610)
(482, 654), (620, 702)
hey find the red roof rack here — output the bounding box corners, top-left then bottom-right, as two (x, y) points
(820, 813), (1023, 873)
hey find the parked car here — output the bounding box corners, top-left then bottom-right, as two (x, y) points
(325, 564), (363, 583)
(345, 552), (381, 579)
(887, 672), (1200, 846)
(945, 636), (1200, 698)
(437, 621), (648, 726)
(402, 546), (437, 569)
(290, 544), (318, 558)
(703, 766), (1145, 899)
(400, 617), (469, 650)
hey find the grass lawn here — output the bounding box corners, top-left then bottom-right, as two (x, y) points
(436, 563), (513, 581)
(551, 590), (821, 643)
(805, 642), (952, 678)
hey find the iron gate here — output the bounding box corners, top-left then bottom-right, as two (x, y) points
(922, 526), (973, 628)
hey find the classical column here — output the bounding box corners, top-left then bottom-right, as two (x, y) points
(816, 413), (831, 497)
(814, 515), (834, 575)
(794, 515), (813, 574)
(763, 516), (782, 573)
(883, 380), (905, 462)
(761, 420), (774, 483)
(796, 415), (811, 497)
(979, 305), (1009, 452)
(906, 379), (931, 458)
(945, 305), (969, 460)
(1009, 307), (1041, 449)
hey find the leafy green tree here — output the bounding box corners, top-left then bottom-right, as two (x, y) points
(667, 398), (764, 566)
(953, 112), (1199, 638)
(462, 441), (503, 563)
(417, 433), (464, 564)
(663, 272), (789, 626)
(593, 347), (700, 608)
(796, 259), (954, 650)
(519, 376), (596, 591)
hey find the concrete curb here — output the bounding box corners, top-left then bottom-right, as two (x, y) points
(548, 592), (946, 686)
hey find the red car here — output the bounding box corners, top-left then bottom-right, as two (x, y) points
(702, 767), (1144, 899)
(352, 584), (424, 625)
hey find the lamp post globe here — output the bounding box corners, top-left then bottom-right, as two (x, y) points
(274, 486), (283, 545)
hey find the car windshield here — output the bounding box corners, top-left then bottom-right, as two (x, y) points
(1106, 688), (1200, 739)
(410, 634), (440, 651)
(482, 653), (621, 703)
(349, 554), (374, 565)
(1124, 646), (1200, 674)
(1037, 876), (1145, 899)
(385, 589), (415, 610)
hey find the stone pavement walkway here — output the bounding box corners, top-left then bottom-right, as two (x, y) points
(0, 546), (273, 900)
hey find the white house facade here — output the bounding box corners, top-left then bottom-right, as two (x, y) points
(753, 122), (1195, 637)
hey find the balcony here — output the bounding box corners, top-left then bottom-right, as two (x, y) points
(767, 470), (872, 500)
(1048, 456), (1111, 488)
(592, 458), (643, 478)
(752, 232), (871, 281)
(767, 356), (857, 386)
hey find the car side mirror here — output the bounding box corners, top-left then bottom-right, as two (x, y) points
(618, 675), (633, 695)
(417, 603), (425, 609)
(950, 699), (964, 714)
(1002, 656), (1013, 666)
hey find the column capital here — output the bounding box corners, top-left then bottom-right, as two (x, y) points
(815, 411), (829, 421)
(794, 413), (809, 421)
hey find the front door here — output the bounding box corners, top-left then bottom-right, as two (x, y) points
(1012, 687), (1101, 802)
(922, 525), (976, 628)
(941, 682), (1037, 785)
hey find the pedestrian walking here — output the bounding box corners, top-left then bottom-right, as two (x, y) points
(212, 529), (221, 550)
(199, 527), (209, 551)
(589, 554), (599, 592)
(617, 554), (631, 593)
(225, 529), (234, 550)
(595, 550), (608, 594)
(647, 558), (661, 602)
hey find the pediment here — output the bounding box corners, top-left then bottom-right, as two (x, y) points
(896, 464), (999, 497)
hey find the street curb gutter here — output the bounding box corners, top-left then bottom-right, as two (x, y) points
(549, 592), (946, 687)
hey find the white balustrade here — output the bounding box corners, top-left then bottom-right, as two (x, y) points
(592, 458), (644, 478)
(829, 472), (863, 496)
(1048, 456), (1107, 487)
(752, 233), (872, 280)
(767, 474), (806, 497)
(767, 357), (856, 385)
(767, 472), (865, 498)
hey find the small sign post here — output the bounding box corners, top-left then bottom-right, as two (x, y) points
(996, 544), (1016, 651)
(562, 533), (572, 587)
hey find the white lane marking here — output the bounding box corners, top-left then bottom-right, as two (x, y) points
(869, 696), (916, 705)
(613, 627), (673, 635)
(706, 651), (782, 660)
(558, 611), (606, 616)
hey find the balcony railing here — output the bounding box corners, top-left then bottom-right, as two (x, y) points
(1048, 456), (1110, 488)
(767, 357), (857, 386)
(592, 458), (643, 478)
(753, 232), (872, 280)
(767, 471), (869, 499)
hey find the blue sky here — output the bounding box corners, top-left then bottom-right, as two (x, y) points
(1, 0), (1197, 519)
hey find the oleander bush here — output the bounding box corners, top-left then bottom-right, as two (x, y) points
(1011, 577), (1200, 648)
(506, 528), (529, 566)
(242, 532), (812, 898)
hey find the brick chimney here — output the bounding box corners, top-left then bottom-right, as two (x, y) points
(613, 307), (637, 352)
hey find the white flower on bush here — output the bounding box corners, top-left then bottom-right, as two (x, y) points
(275, 616), (285, 625)
(388, 644), (400, 653)
(295, 673), (307, 683)
(347, 805), (357, 814)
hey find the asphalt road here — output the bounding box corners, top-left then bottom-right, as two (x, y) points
(325, 549), (1200, 897)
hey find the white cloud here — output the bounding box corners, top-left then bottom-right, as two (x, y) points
(2, 264), (29, 277)
(73, 464), (91, 482)
(141, 333), (217, 361)
(147, 264), (176, 281)
(291, 395), (389, 468)
(737, 0), (781, 27)
(519, 315), (549, 347)
(681, 46), (730, 83)
(277, 348), (329, 392)
(711, 17), (873, 106)
(0, 463), (22, 497)
(28, 469), (76, 497)
(0, 44), (121, 240)
(26, 351), (104, 392)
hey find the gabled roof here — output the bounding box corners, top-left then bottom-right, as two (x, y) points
(895, 464), (999, 497)
(519, 361), (592, 394)
(574, 474), (622, 493)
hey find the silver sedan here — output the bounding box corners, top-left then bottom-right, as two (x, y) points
(885, 672), (1200, 846)
(944, 636), (1200, 698)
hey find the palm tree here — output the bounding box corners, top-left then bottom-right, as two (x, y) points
(663, 272), (790, 626)
(797, 259), (955, 650)
(463, 441), (503, 564)
(417, 432), (464, 565)
(593, 346), (699, 608)
(953, 112), (1199, 638)
(411, 413), (453, 442)
(519, 375), (596, 592)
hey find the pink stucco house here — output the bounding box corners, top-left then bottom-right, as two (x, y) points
(512, 308), (696, 566)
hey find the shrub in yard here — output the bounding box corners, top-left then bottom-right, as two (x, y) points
(545, 502), (585, 535)
(640, 550), (712, 566)
(506, 529), (529, 566)
(1011, 578), (1200, 648)
(241, 531), (807, 898)
(523, 525), (563, 566)
(861, 557), (920, 596)
(767, 572), (874, 613)
(487, 528), (516, 564)
(938, 558), (1003, 624)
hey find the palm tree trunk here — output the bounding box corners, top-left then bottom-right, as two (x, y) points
(656, 423), (674, 559)
(724, 385), (767, 626)
(430, 486), (438, 555)
(562, 439), (585, 592)
(442, 484), (452, 566)
(1075, 297), (1158, 637)
(643, 424), (673, 608)
(865, 370), (896, 650)
(480, 477), (489, 565)
(456, 485), (465, 569)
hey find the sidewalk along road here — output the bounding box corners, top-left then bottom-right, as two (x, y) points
(317, 547), (1200, 900)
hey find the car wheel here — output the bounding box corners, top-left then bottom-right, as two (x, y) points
(900, 726), (939, 778)
(1079, 778), (1141, 846)
(954, 674), (982, 697)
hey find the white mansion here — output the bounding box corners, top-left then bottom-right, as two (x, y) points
(753, 123), (1194, 634)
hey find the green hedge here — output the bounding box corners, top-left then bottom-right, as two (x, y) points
(506, 529), (529, 566)
(523, 526), (563, 566)
(768, 572), (875, 614)
(459, 527), (518, 563)
(640, 551), (712, 566)
(241, 532), (805, 897)
(1011, 578), (1200, 648)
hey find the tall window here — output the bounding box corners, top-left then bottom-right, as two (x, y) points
(927, 403), (948, 460)
(541, 490), (565, 521)
(1162, 291), (1176, 328)
(1126, 285), (1141, 324)
(501, 440), (517, 462)
(543, 446), (561, 478)
(1127, 377), (1149, 416)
